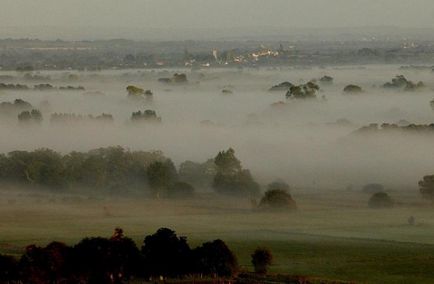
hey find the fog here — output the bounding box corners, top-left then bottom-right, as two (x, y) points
(1, 65), (433, 191)
(2, 0), (434, 40)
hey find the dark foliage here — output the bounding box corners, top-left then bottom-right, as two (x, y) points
(259, 189), (296, 210)
(131, 110), (161, 123)
(343, 84), (363, 94)
(193, 239), (238, 277)
(419, 175), (434, 201)
(141, 228), (191, 277)
(251, 248), (273, 274)
(0, 146), (165, 192)
(18, 109), (43, 124)
(368, 192), (394, 208)
(0, 227), (239, 283)
(286, 81), (319, 99)
(212, 148), (260, 197)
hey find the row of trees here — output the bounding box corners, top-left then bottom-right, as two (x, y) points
(0, 147), (167, 192)
(0, 227), (241, 283)
(0, 147), (265, 198)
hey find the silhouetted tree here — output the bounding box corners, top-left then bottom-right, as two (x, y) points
(193, 239), (238, 277)
(251, 248), (273, 274)
(141, 228), (191, 278)
(0, 254), (18, 283)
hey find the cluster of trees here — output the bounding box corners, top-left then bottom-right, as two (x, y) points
(130, 110), (161, 123)
(0, 147), (264, 198)
(285, 81), (320, 99)
(34, 83), (85, 91)
(18, 109), (43, 124)
(126, 85), (153, 99)
(383, 75), (424, 91)
(0, 147), (167, 192)
(50, 113), (114, 124)
(0, 83), (84, 91)
(355, 123), (434, 134)
(0, 83), (29, 90)
(0, 227), (240, 283)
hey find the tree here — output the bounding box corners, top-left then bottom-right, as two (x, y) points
(251, 248), (273, 274)
(193, 239), (238, 277)
(141, 228), (191, 277)
(19, 242), (71, 284)
(286, 82), (319, 99)
(368, 192), (394, 208)
(146, 159), (178, 197)
(214, 148), (241, 175)
(212, 149), (260, 197)
(108, 228), (143, 281)
(259, 189), (296, 210)
(0, 254), (18, 283)
(419, 175), (434, 201)
(18, 109), (43, 124)
(343, 84), (363, 94)
(126, 85), (145, 96)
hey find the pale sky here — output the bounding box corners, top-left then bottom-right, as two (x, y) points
(1, 0), (434, 39)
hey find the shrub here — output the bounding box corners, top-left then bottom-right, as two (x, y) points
(368, 192), (394, 208)
(251, 248), (273, 274)
(259, 189), (296, 210)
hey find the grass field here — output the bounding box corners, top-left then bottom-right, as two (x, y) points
(1, 188), (434, 283)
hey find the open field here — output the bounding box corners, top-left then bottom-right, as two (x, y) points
(1, 189), (434, 283)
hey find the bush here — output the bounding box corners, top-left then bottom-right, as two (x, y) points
(193, 239), (238, 277)
(368, 192), (394, 208)
(251, 248), (273, 274)
(343, 84), (363, 94)
(259, 189), (296, 210)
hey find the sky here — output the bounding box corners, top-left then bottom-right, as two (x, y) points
(1, 0), (434, 40)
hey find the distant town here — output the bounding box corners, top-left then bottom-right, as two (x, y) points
(1, 37), (434, 71)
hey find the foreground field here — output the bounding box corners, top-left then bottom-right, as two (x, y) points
(1, 189), (434, 283)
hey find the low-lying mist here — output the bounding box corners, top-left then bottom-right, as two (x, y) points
(1, 65), (433, 191)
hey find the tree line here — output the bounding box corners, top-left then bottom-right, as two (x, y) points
(0, 227), (243, 283)
(0, 147), (261, 198)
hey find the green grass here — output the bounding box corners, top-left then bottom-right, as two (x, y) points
(1, 190), (434, 283)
